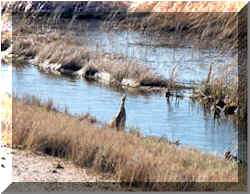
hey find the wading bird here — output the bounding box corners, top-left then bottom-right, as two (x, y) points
(224, 151), (239, 163)
(109, 94), (126, 131)
(224, 105), (238, 115)
(175, 90), (184, 99)
(213, 96), (238, 118)
(213, 96), (226, 119)
(165, 88), (172, 101)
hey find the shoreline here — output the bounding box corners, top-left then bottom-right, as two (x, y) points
(10, 96), (240, 185)
(2, 2), (243, 51)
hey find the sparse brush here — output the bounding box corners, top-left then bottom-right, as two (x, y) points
(169, 65), (178, 88)
(111, 11), (238, 51)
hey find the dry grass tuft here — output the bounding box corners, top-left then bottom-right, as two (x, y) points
(12, 38), (38, 64)
(88, 51), (165, 85)
(197, 62), (238, 106)
(36, 41), (89, 66)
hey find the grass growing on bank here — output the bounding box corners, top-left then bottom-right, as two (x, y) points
(3, 1), (242, 51)
(192, 63), (238, 109)
(11, 96), (242, 190)
(8, 19), (169, 88)
(35, 39), (164, 85)
(115, 12), (239, 50)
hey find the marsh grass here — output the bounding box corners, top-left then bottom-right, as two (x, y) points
(197, 62), (238, 106)
(113, 11), (239, 51)
(89, 51), (165, 85)
(10, 22), (168, 88)
(12, 96), (241, 189)
(12, 38), (37, 59)
(4, 1), (242, 51)
(36, 40), (89, 66)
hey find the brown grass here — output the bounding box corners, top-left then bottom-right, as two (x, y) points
(194, 62), (238, 107)
(10, 21), (168, 87)
(88, 51), (165, 85)
(11, 37), (37, 66)
(112, 12), (238, 51)
(11, 96), (244, 191)
(36, 40), (89, 66)
(3, 1), (242, 50)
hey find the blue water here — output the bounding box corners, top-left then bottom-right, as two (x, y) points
(7, 65), (238, 156)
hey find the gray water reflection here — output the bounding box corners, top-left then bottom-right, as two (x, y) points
(10, 65), (238, 156)
(78, 21), (237, 83)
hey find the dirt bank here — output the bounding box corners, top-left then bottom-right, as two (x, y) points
(11, 96), (243, 191)
(12, 149), (113, 182)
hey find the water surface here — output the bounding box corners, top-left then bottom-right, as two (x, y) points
(78, 21), (237, 83)
(8, 65), (238, 156)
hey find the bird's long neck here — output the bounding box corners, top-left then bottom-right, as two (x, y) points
(120, 100), (125, 109)
(120, 100), (125, 110)
(115, 100), (125, 118)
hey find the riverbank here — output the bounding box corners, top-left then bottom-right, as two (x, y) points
(0, 145), (126, 191)
(2, 8), (241, 98)
(12, 149), (113, 182)
(2, 1), (245, 51)
(107, 12), (239, 51)
(10, 96), (244, 190)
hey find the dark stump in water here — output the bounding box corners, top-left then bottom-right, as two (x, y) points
(1, 39), (11, 51)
